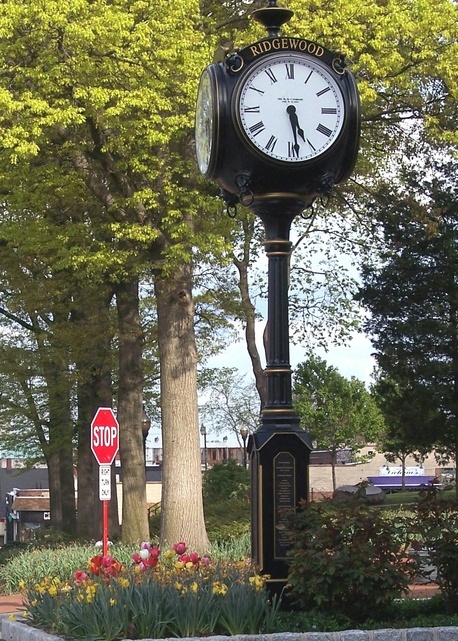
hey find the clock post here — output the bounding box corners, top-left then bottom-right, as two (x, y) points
(195, 0), (361, 600)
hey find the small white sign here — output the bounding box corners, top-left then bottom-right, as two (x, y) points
(99, 465), (111, 501)
(379, 466), (424, 476)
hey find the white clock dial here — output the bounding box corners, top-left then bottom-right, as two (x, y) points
(235, 54), (345, 163)
(195, 67), (215, 176)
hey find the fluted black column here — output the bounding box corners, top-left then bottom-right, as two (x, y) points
(250, 196), (305, 432)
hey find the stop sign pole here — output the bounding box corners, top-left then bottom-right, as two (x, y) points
(91, 407), (119, 556)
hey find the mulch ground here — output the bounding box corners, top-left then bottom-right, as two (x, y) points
(405, 582), (440, 600)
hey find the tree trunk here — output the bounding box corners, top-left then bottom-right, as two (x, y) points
(331, 449), (338, 492)
(155, 264), (210, 552)
(401, 453), (407, 492)
(47, 451), (62, 529)
(116, 278), (149, 544)
(44, 361), (77, 535)
(233, 214), (266, 408)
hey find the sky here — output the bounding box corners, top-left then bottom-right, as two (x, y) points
(198, 327), (377, 446)
(144, 326), (377, 449)
(207, 324), (376, 387)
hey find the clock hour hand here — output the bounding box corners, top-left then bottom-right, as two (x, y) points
(287, 105), (305, 157)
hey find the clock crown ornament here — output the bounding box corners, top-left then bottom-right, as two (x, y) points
(195, 0), (360, 211)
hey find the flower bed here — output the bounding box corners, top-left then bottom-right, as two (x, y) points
(21, 542), (280, 641)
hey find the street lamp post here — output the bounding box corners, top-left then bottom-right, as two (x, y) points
(141, 404), (151, 467)
(200, 424), (208, 471)
(240, 428), (249, 469)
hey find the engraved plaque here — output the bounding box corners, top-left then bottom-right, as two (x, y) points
(273, 451), (295, 559)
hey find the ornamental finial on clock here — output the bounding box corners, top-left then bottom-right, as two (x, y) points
(251, 0), (294, 39)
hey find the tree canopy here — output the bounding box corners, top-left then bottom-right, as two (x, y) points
(293, 355), (384, 489)
(358, 154), (458, 472)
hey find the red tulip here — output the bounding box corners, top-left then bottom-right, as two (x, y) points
(173, 541), (187, 555)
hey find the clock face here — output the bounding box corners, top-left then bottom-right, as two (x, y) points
(235, 54), (345, 164)
(195, 67), (216, 177)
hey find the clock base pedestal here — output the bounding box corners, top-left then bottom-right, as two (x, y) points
(248, 429), (311, 604)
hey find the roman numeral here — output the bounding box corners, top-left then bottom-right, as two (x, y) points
(288, 142), (298, 157)
(321, 107), (337, 114)
(264, 68), (277, 83)
(249, 121), (265, 136)
(307, 138), (316, 151)
(285, 63), (294, 79)
(249, 85), (264, 95)
(316, 123), (332, 137)
(244, 106), (260, 113)
(265, 135), (277, 152)
(304, 70), (313, 84)
(316, 86), (331, 97)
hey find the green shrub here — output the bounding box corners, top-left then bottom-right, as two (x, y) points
(204, 497), (250, 541)
(412, 491), (458, 612)
(203, 459), (249, 503)
(286, 499), (417, 621)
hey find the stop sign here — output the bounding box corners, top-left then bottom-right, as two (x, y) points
(91, 407), (119, 465)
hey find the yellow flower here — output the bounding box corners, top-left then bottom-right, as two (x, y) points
(118, 577), (130, 588)
(190, 581), (198, 593)
(77, 594), (84, 602)
(211, 582), (228, 596)
(86, 585), (97, 603)
(48, 585), (58, 597)
(174, 582), (182, 591)
(175, 561), (184, 570)
(8, 615), (16, 622)
(185, 562), (194, 571)
(18, 580), (25, 590)
(30, 600), (38, 607)
(109, 598), (117, 606)
(249, 574), (265, 590)
(164, 549), (174, 559)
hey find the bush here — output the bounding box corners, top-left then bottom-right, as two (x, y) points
(413, 491), (458, 612)
(203, 459), (249, 503)
(286, 499), (417, 621)
(204, 498), (250, 542)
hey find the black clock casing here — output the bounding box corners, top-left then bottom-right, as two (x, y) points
(195, 37), (360, 205)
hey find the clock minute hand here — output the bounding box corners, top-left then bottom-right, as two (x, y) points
(287, 105), (305, 157)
